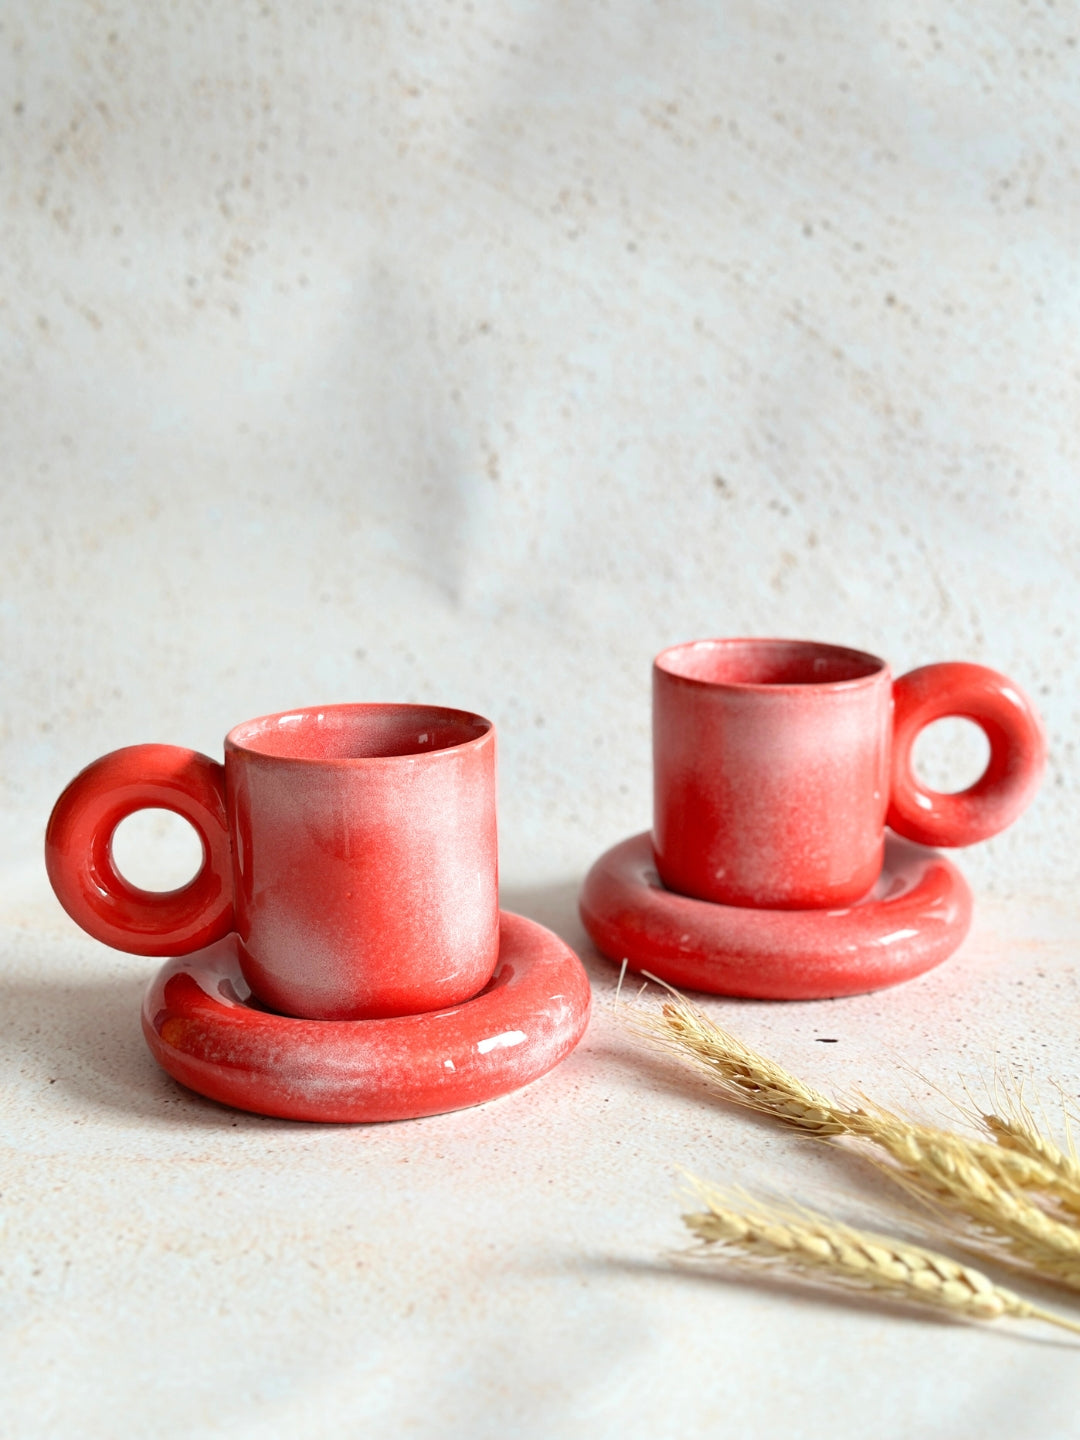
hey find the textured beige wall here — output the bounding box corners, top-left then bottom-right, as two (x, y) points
(3, 1), (1077, 897)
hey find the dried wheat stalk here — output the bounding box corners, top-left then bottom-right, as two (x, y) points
(633, 999), (1061, 1182)
(976, 1085), (1080, 1218)
(859, 1109), (1080, 1287)
(682, 1182), (1080, 1336)
(633, 997), (1080, 1288)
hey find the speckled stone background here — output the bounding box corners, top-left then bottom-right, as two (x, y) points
(3, 3), (1080, 1436)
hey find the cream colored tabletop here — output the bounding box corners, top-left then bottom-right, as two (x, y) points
(4, 871), (1080, 1438)
(2, 2), (1079, 1435)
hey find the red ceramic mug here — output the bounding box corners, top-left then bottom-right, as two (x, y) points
(652, 639), (1045, 910)
(45, 703), (499, 1020)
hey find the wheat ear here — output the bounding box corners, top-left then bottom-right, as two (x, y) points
(681, 1182), (1080, 1336)
(632, 998), (848, 1136)
(633, 1000), (1059, 1183)
(974, 1081), (1080, 1218)
(634, 998), (1080, 1287)
(854, 1110), (1080, 1287)
(982, 1113), (1080, 1212)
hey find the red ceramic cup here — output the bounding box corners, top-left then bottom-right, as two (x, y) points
(45, 704), (499, 1020)
(652, 639), (1046, 910)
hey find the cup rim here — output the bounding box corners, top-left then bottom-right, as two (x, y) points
(225, 702), (494, 765)
(654, 637), (889, 693)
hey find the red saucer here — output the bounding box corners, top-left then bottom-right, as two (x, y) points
(580, 833), (972, 1000)
(142, 911), (591, 1122)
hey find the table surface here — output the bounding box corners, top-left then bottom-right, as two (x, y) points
(3, 857), (1080, 1440)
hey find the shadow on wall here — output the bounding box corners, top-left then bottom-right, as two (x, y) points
(498, 876), (619, 997)
(305, 255), (487, 605)
(499, 876), (584, 948)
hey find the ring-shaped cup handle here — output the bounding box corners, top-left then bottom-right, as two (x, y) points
(887, 662), (1046, 848)
(45, 744), (234, 956)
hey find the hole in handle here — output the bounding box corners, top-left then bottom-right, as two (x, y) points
(911, 717), (991, 796)
(110, 808), (206, 893)
(888, 660), (1046, 848)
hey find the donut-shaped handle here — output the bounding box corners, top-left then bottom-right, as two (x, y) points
(887, 662), (1045, 848)
(45, 745), (234, 955)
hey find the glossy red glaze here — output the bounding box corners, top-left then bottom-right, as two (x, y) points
(652, 638), (1044, 910)
(45, 745), (234, 956)
(888, 662), (1046, 848)
(46, 704), (500, 1021)
(580, 832), (972, 1000)
(142, 911), (592, 1122)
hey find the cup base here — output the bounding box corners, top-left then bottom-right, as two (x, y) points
(650, 846), (883, 911)
(579, 832), (972, 1000)
(142, 912), (591, 1121)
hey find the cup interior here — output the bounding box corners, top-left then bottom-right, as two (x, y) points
(656, 638), (886, 688)
(227, 704), (492, 762)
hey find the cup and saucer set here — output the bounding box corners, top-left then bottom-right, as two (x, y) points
(582, 640), (1045, 999)
(45, 639), (1045, 1123)
(45, 706), (592, 1122)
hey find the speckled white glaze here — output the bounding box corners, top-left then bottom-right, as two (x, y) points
(224, 704), (499, 1020)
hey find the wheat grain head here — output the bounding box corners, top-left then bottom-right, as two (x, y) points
(682, 1181), (1080, 1336)
(631, 999), (849, 1136)
(632, 996), (1080, 1287)
(976, 1080), (1080, 1218)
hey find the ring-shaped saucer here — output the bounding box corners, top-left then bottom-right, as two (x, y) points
(580, 832), (972, 1000)
(142, 911), (591, 1122)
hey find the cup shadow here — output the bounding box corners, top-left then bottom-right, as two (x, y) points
(0, 964), (324, 1132)
(499, 877), (584, 944)
(499, 876), (614, 990)
(2, 873), (650, 1132)
(572, 1254), (1078, 1347)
